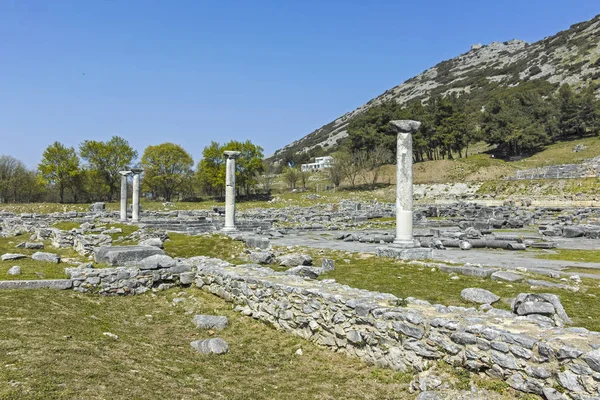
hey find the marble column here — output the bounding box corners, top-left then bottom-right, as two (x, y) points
(222, 151), (241, 232)
(131, 168), (143, 223)
(376, 120), (433, 260)
(119, 171), (132, 222)
(391, 120), (420, 246)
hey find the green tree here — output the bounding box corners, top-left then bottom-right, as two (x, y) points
(79, 136), (138, 201)
(223, 140), (264, 195)
(38, 142), (81, 203)
(140, 143), (194, 201)
(196, 141), (226, 197)
(196, 140), (264, 197)
(481, 92), (551, 156)
(283, 167), (300, 190)
(558, 84), (600, 138)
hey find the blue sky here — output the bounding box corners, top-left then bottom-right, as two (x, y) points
(1, 0), (598, 167)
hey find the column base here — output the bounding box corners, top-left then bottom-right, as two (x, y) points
(392, 239), (420, 248)
(221, 226), (238, 233)
(376, 245), (433, 260)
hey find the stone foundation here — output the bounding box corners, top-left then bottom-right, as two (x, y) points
(376, 246), (434, 260)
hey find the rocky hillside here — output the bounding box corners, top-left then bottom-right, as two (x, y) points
(271, 14), (600, 162)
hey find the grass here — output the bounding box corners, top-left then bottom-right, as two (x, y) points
(536, 249), (600, 263)
(164, 233), (246, 264)
(0, 288), (413, 400)
(0, 236), (86, 281)
(478, 177), (600, 197)
(562, 267), (600, 275)
(0, 287), (546, 400)
(286, 248), (600, 332)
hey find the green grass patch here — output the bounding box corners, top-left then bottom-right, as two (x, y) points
(536, 249), (600, 263)
(0, 288), (412, 399)
(561, 267), (600, 275)
(164, 233), (246, 264)
(293, 248), (600, 331)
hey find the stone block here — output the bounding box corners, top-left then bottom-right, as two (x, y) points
(376, 246), (433, 260)
(0, 279), (73, 290)
(94, 246), (165, 266)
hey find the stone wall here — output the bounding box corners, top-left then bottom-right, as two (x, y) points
(193, 261), (600, 400)
(43, 254), (600, 398)
(511, 157), (600, 180)
(65, 257), (205, 295)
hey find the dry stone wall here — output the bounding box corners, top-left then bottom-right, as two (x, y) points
(193, 261), (600, 400)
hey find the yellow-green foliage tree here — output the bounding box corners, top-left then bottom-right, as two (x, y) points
(38, 141), (81, 203)
(79, 136), (138, 201)
(196, 140), (264, 197)
(140, 143), (194, 202)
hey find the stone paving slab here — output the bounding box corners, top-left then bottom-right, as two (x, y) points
(0, 279), (73, 290)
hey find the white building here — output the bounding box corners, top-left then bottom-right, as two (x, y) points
(301, 156), (333, 172)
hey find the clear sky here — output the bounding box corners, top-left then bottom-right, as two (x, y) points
(1, 0), (598, 168)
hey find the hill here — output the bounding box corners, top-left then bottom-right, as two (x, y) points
(271, 14), (600, 163)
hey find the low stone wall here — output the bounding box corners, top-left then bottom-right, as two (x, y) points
(193, 261), (600, 400)
(52, 256), (600, 398)
(65, 258), (201, 295)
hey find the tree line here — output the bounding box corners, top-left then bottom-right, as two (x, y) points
(346, 81), (600, 159)
(1, 137), (265, 204)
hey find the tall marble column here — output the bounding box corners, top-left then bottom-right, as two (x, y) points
(222, 151), (241, 232)
(119, 171), (131, 222)
(391, 120), (420, 246)
(131, 168), (143, 223)
(376, 120), (433, 260)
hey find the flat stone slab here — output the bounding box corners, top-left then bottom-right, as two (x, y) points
(1, 253), (26, 261)
(491, 271), (524, 282)
(376, 246), (434, 260)
(460, 288), (500, 304)
(190, 338), (229, 355)
(438, 264), (498, 278)
(192, 315), (229, 330)
(0, 279), (73, 290)
(31, 252), (61, 263)
(94, 246), (165, 266)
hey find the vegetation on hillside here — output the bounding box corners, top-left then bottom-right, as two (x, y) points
(271, 14), (600, 165)
(345, 81), (600, 162)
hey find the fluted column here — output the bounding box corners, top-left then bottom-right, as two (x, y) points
(222, 151), (241, 232)
(119, 171), (131, 222)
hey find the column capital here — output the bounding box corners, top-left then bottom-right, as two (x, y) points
(130, 168), (144, 175)
(224, 151), (241, 159)
(390, 120), (421, 134)
(119, 170), (132, 176)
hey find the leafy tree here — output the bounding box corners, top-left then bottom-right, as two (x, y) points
(223, 140), (264, 195)
(196, 141), (226, 197)
(196, 140), (264, 197)
(79, 136), (138, 201)
(140, 143), (194, 201)
(38, 142), (81, 203)
(283, 167), (300, 190)
(558, 84), (600, 139)
(481, 91), (551, 156)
